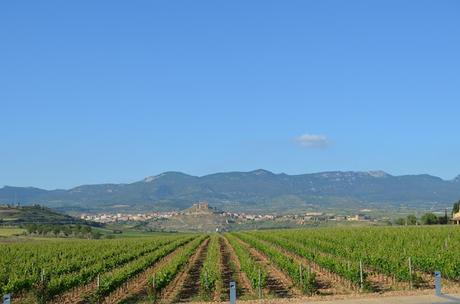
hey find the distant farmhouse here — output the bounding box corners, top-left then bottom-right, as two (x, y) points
(348, 214), (371, 221)
(453, 210), (460, 225)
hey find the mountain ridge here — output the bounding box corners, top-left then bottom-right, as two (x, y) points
(1, 170), (459, 213)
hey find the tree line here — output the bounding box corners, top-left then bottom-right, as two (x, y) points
(25, 223), (104, 239)
(394, 200), (460, 226)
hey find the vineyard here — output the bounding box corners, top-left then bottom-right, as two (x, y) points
(1, 226), (460, 303)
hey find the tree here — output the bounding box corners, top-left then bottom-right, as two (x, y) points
(394, 218), (405, 225)
(438, 215), (449, 225)
(452, 201), (460, 215)
(26, 223), (38, 234)
(421, 213), (438, 225)
(406, 215), (417, 225)
(438, 209), (449, 225)
(82, 226), (92, 234)
(53, 227), (61, 236)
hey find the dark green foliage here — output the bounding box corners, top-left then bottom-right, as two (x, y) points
(394, 218), (405, 225)
(438, 215), (449, 225)
(452, 201), (460, 215)
(421, 213), (438, 225)
(25, 223), (101, 238)
(406, 215), (417, 225)
(394, 215), (418, 226)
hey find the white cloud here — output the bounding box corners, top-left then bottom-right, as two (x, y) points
(295, 133), (329, 148)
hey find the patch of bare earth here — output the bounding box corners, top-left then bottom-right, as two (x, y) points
(50, 280), (98, 304)
(412, 269), (459, 291)
(218, 236), (232, 301)
(365, 271), (398, 293)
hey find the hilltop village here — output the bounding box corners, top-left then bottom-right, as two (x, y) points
(79, 202), (373, 226)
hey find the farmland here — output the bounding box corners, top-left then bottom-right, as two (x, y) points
(1, 226), (460, 303)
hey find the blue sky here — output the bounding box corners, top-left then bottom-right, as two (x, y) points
(1, 1), (459, 189)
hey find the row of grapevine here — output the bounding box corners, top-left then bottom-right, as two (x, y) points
(2, 226), (460, 303)
(233, 232), (318, 295)
(30, 236), (195, 303)
(266, 226), (460, 282)
(148, 235), (208, 297)
(200, 235), (222, 299)
(275, 229), (411, 282)
(46, 236), (191, 298)
(224, 234), (267, 290)
(0, 235), (187, 295)
(245, 231), (365, 287)
(92, 236), (198, 300)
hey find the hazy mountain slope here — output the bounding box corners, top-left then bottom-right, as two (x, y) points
(1, 170), (459, 212)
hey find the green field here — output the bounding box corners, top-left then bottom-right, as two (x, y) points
(1, 226), (460, 303)
(0, 227), (25, 237)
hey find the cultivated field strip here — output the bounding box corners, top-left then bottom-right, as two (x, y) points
(53, 237), (190, 303)
(221, 235), (255, 298)
(1, 236), (180, 296)
(225, 233), (269, 294)
(3, 226), (460, 304)
(53, 236), (196, 303)
(280, 227), (460, 282)
(237, 226), (460, 295)
(104, 235), (207, 304)
(238, 232), (354, 295)
(230, 234), (296, 298)
(199, 235), (222, 300)
(159, 237), (210, 303)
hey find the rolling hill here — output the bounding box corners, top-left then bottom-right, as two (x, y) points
(1, 170), (459, 213)
(0, 205), (85, 225)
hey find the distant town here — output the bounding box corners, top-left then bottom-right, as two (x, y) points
(79, 202), (373, 224)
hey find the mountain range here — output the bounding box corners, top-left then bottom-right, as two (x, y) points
(1, 170), (459, 213)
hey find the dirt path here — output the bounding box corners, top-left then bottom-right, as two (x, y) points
(219, 236), (233, 300)
(188, 292), (460, 304)
(221, 236), (255, 298)
(175, 239), (210, 302)
(235, 237), (301, 298)
(50, 280), (98, 304)
(160, 238), (210, 303)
